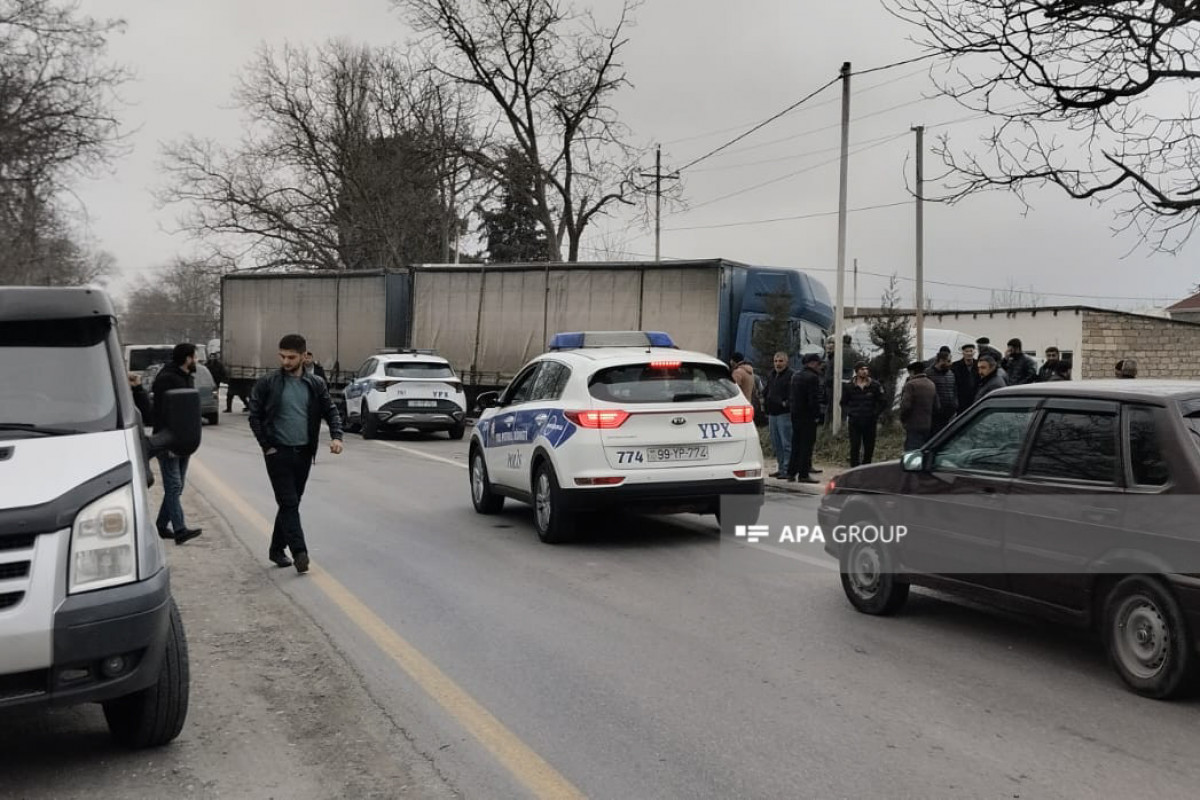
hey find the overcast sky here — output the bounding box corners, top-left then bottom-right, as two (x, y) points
(75, 0), (1197, 313)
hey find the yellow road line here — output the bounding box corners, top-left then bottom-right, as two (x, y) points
(189, 457), (586, 800)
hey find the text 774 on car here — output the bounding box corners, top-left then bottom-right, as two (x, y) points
(467, 331), (765, 543)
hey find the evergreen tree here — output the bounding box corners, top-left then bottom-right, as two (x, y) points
(480, 147), (548, 262)
(867, 276), (912, 423)
(750, 289), (793, 371)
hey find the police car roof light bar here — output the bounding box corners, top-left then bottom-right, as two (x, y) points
(548, 331), (676, 350)
(376, 348), (439, 356)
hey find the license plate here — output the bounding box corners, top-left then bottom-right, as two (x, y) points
(645, 445), (709, 462)
(409, 400), (438, 408)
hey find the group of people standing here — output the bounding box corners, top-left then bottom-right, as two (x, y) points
(733, 335), (1086, 480)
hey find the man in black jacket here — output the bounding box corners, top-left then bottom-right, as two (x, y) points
(840, 362), (884, 467)
(951, 343), (980, 414)
(1002, 338), (1038, 385)
(787, 353), (824, 484)
(151, 343), (202, 545)
(926, 351), (959, 436)
(249, 333), (345, 573)
(764, 351), (794, 478)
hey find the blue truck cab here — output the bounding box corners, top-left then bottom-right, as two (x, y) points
(720, 265), (835, 367)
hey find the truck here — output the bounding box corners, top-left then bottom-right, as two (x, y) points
(220, 259), (834, 410)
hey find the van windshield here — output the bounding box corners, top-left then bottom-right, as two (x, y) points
(0, 318), (119, 435)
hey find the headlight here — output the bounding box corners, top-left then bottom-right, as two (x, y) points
(70, 484), (137, 594)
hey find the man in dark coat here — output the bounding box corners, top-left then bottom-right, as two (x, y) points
(975, 355), (1007, 400)
(926, 351), (958, 436)
(1002, 338), (1038, 385)
(787, 353), (824, 484)
(1036, 346), (1061, 382)
(951, 343), (980, 414)
(900, 361), (939, 451)
(764, 352), (794, 479)
(150, 343), (202, 545)
(840, 362), (885, 467)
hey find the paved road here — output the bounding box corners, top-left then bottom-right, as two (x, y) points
(189, 412), (1200, 799)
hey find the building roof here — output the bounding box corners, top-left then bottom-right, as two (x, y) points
(1166, 291), (1200, 312)
(847, 304), (1200, 327)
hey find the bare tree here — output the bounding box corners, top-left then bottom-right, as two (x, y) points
(0, 0), (128, 285)
(988, 277), (1043, 310)
(121, 258), (222, 344)
(160, 41), (472, 271)
(395, 0), (647, 261)
(888, 1), (1200, 252)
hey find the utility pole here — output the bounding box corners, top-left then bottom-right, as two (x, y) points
(832, 62), (851, 437)
(639, 144), (679, 262)
(853, 257), (858, 317)
(912, 124), (925, 362)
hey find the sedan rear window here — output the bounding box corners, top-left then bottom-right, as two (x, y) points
(384, 362), (455, 379)
(588, 363), (740, 404)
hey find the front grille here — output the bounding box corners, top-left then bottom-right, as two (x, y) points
(0, 562), (29, 580)
(0, 535), (35, 552)
(0, 591), (25, 610)
(381, 399), (461, 413)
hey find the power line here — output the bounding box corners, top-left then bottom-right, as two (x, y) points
(689, 131), (905, 173)
(676, 76), (841, 171)
(663, 201), (910, 232)
(848, 52), (942, 77)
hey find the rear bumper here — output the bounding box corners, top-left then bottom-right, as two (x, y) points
(561, 478), (764, 514)
(0, 568), (172, 709)
(375, 410), (464, 429)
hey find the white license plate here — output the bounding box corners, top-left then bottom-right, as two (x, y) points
(645, 445), (709, 462)
(409, 400), (438, 408)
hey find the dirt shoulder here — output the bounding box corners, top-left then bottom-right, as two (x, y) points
(2, 483), (459, 800)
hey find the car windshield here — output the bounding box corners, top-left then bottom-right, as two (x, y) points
(129, 346), (174, 371)
(0, 317), (119, 435)
(384, 362), (455, 379)
(588, 362), (740, 403)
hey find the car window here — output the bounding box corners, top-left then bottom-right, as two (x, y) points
(358, 359), (376, 379)
(1128, 406), (1169, 486)
(931, 406), (1036, 475)
(529, 362), (570, 402)
(588, 362), (740, 404)
(383, 362), (455, 379)
(128, 347), (174, 372)
(1023, 410), (1119, 485)
(504, 364), (543, 406)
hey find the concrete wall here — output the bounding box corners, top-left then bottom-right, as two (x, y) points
(1081, 310), (1200, 379)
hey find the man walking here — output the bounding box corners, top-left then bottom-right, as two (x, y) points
(151, 343), (202, 545)
(249, 334), (345, 574)
(304, 351), (328, 382)
(764, 351), (793, 479)
(840, 361), (884, 467)
(926, 350), (958, 436)
(787, 353), (824, 484)
(899, 361), (939, 451)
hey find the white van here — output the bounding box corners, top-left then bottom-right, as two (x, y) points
(0, 287), (198, 748)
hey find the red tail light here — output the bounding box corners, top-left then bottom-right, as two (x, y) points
(825, 478), (837, 495)
(574, 477), (626, 486)
(564, 409), (630, 428)
(722, 405), (755, 424)
(649, 360), (681, 369)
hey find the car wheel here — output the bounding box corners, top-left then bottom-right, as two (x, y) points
(1104, 576), (1197, 699)
(448, 421), (466, 440)
(839, 534), (909, 615)
(102, 599), (190, 748)
(361, 402), (379, 440)
(532, 461), (573, 544)
(469, 446), (504, 514)
(204, 412), (219, 426)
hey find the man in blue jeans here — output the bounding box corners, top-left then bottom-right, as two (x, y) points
(151, 343), (203, 545)
(249, 333), (344, 574)
(764, 351), (793, 478)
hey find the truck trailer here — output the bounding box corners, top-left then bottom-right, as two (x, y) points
(220, 259), (834, 410)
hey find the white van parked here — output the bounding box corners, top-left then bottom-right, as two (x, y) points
(0, 287), (199, 748)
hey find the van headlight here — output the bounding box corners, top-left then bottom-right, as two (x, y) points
(69, 484), (137, 594)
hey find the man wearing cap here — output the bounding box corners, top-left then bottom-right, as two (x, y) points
(841, 361), (884, 466)
(788, 353), (824, 483)
(951, 343), (980, 413)
(900, 361), (940, 451)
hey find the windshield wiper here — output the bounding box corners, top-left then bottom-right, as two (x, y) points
(0, 423), (85, 437)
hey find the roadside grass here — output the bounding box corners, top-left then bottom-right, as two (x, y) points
(759, 419), (906, 468)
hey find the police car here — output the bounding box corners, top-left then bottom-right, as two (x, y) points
(344, 350), (467, 439)
(468, 331), (765, 543)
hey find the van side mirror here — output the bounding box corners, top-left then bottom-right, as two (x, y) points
(474, 391), (500, 412)
(901, 450), (928, 472)
(149, 389), (202, 457)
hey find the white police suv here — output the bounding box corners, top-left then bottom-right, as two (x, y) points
(344, 350), (467, 440)
(468, 331), (765, 543)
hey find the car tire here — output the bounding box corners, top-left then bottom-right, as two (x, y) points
(361, 402), (379, 440)
(470, 446), (504, 514)
(448, 421), (466, 440)
(532, 460), (573, 544)
(204, 412), (219, 426)
(839, 533), (909, 616)
(102, 599), (190, 748)
(1104, 576), (1197, 699)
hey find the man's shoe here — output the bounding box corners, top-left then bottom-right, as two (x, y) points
(158, 526), (173, 540)
(269, 551), (293, 568)
(294, 552), (310, 574)
(175, 528), (202, 545)
(786, 474), (797, 482)
(811, 468), (823, 474)
(799, 476), (821, 484)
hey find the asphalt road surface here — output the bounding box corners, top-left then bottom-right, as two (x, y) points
(55, 411), (1200, 798)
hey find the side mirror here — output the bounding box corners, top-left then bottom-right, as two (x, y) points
(149, 388), (202, 457)
(901, 450), (927, 472)
(474, 391), (500, 412)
